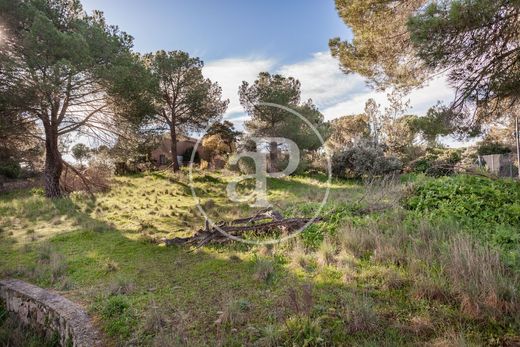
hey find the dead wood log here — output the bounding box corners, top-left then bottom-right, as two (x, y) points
(163, 208), (323, 247)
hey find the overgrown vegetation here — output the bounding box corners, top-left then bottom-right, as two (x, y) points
(1, 170), (519, 345)
(405, 175), (520, 265)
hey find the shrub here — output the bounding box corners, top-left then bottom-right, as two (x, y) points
(253, 258), (276, 284)
(407, 176), (520, 226)
(0, 161), (21, 179)
(237, 156), (256, 174)
(404, 175), (520, 264)
(331, 142), (401, 178)
(477, 141), (511, 156)
(407, 148), (462, 177)
(280, 316), (325, 346)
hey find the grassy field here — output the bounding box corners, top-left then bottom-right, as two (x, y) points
(0, 170), (519, 346)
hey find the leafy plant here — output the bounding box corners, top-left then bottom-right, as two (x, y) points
(404, 175), (520, 264)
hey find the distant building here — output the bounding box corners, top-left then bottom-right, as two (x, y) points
(151, 135), (207, 167)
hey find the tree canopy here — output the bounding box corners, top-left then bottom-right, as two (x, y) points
(330, 0), (520, 131)
(326, 113), (370, 152)
(145, 50), (228, 171)
(0, 0), (154, 197)
(239, 72), (329, 168)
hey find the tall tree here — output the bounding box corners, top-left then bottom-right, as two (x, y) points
(330, 0), (520, 131)
(330, 0), (426, 90)
(0, 0), (153, 197)
(239, 72), (329, 170)
(145, 50), (228, 172)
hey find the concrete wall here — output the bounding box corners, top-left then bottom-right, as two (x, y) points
(0, 279), (102, 347)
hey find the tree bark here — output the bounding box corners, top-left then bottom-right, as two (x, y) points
(44, 126), (63, 198)
(170, 125), (180, 172)
(515, 116), (520, 179)
(269, 141), (278, 173)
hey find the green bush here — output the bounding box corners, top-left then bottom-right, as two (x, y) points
(0, 161), (21, 179)
(477, 141), (511, 156)
(331, 142), (401, 178)
(408, 148), (461, 177)
(404, 175), (520, 264)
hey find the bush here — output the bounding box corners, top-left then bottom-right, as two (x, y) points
(408, 148), (461, 177)
(0, 161), (21, 179)
(331, 142), (401, 178)
(237, 157), (256, 174)
(477, 141), (511, 156)
(404, 175), (520, 264)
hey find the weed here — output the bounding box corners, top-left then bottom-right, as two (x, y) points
(103, 259), (119, 273)
(280, 316), (325, 346)
(253, 258), (276, 284)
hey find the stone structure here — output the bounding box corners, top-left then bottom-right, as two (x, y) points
(0, 279), (102, 347)
(480, 153), (518, 177)
(150, 134), (207, 167)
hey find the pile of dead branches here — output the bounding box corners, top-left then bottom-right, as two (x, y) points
(163, 208), (323, 247)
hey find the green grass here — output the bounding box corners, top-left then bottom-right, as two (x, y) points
(0, 170), (518, 346)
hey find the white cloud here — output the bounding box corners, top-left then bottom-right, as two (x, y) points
(277, 52), (368, 110)
(203, 57), (275, 116)
(278, 52), (456, 120)
(204, 51), (461, 145)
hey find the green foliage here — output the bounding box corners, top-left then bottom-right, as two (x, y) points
(326, 113), (370, 152)
(0, 161), (21, 179)
(99, 295), (136, 339)
(71, 143), (91, 164)
(331, 0), (520, 131)
(404, 175), (520, 263)
(239, 72), (329, 154)
(280, 316), (325, 346)
(0, 0), (155, 197)
(331, 141), (402, 178)
(409, 107), (455, 146)
(145, 50), (228, 171)
(408, 148), (462, 177)
(477, 141), (512, 156)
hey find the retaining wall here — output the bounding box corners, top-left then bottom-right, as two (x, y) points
(0, 279), (102, 347)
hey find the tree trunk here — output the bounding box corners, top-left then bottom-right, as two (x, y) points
(44, 126), (63, 198)
(515, 116), (520, 179)
(170, 126), (180, 172)
(269, 141), (278, 173)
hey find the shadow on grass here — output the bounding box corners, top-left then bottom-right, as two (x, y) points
(0, 192), (492, 346)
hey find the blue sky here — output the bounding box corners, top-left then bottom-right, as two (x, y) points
(82, 1), (463, 145)
(82, 0), (352, 63)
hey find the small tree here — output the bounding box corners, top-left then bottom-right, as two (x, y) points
(145, 50), (229, 172)
(71, 143), (91, 167)
(201, 121), (241, 168)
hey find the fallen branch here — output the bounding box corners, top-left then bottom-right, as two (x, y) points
(61, 160), (95, 198)
(163, 208), (323, 247)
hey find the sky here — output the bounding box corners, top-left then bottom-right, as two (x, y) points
(81, 0), (463, 145)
